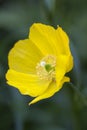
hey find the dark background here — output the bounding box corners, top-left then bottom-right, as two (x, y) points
(0, 0), (87, 130)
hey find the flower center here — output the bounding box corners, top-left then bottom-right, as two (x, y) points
(36, 55), (56, 81)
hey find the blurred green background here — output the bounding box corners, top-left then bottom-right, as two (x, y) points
(0, 0), (87, 130)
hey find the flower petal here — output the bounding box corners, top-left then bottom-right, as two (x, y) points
(56, 54), (73, 86)
(56, 26), (70, 54)
(29, 23), (58, 55)
(66, 54), (73, 72)
(29, 76), (70, 105)
(6, 69), (51, 97)
(8, 39), (43, 74)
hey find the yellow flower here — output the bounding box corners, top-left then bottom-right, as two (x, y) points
(6, 23), (73, 105)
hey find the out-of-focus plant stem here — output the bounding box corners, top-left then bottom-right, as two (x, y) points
(69, 82), (87, 107)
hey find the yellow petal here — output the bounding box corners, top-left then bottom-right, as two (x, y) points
(56, 54), (73, 85)
(29, 23), (58, 56)
(6, 69), (51, 97)
(66, 54), (73, 72)
(56, 27), (73, 72)
(29, 24), (73, 63)
(56, 26), (70, 54)
(8, 39), (43, 74)
(29, 76), (70, 105)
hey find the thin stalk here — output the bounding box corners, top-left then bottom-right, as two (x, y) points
(69, 82), (87, 107)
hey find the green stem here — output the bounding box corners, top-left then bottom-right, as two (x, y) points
(69, 82), (87, 107)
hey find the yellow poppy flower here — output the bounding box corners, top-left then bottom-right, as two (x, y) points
(6, 23), (73, 105)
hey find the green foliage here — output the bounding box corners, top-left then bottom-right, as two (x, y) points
(0, 0), (87, 130)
